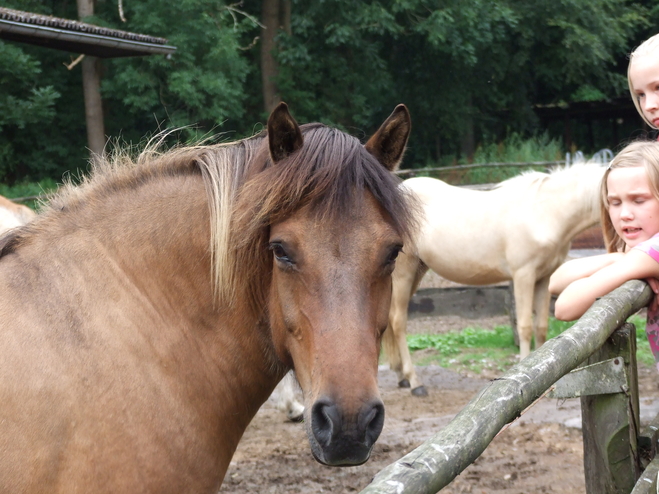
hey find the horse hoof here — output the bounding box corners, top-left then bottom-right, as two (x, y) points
(411, 386), (428, 397)
(287, 413), (304, 423)
(286, 404), (305, 423)
(398, 379), (411, 388)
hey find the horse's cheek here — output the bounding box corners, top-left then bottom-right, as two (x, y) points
(268, 271), (303, 365)
(373, 276), (394, 339)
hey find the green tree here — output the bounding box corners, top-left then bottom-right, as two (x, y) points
(0, 0), (263, 184)
(0, 0), (652, 182)
(260, 0), (644, 165)
(0, 40), (63, 182)
(384, 0), (644, 163)
(97, 0), (261, 143)
(274, 0), (400, 131)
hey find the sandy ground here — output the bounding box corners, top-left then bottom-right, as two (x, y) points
(220, 270), (659, 493)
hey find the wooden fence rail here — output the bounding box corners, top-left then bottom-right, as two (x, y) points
(360, 280), (652, 494)
(394, 160), (566, 177)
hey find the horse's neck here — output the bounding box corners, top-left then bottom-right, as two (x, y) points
(539, 177), (600, 239)
(26, 173), (282, 458)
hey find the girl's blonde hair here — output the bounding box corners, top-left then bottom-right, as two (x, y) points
(628, 33), (659, 129)
(601, 140), (659, 252)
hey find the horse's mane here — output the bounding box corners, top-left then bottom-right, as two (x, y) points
(11, 124), (417, 318)
(496, 161), (605, 215)
(498, 160), (605, 187)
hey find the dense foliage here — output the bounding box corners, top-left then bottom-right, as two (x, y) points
(0, 0), (655, 183)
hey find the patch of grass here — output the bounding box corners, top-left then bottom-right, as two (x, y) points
(421, 133), (565, 185)
(407, 325), (515, 355)
(471, 132), (563, 165)
(407, 314), (654, 375)
(630, 314), (655, 368)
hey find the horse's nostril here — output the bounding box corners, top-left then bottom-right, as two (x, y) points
(311, 399), (341, 447)
(361, 401), (385, 445)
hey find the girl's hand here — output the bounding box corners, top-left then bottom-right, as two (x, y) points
(646, 277), (659, 312)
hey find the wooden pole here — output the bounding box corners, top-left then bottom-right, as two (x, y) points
(80, 56), (106, 159)
(77, 0), (106, 161)
(260, 0), (281, 113)
(359, 280), (651, 494)
(581, 322), (641, 493)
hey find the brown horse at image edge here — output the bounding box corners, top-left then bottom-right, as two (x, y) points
(0, 103), (416, 493)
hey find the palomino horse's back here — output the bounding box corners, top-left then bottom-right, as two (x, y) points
(0, 195), (35, 234)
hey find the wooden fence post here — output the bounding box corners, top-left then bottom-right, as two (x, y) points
(581, 322), (641, 493)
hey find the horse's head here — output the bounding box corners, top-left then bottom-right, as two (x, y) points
(264, 103), (413, 466)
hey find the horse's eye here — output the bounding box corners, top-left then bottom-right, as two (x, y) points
(386, 245), (403, 265)
(269, 242), (293, 265)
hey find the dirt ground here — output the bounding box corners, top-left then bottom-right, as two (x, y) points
(221, 271), (659, 494)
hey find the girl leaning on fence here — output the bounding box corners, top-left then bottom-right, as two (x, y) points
(549, 141), (659, 371)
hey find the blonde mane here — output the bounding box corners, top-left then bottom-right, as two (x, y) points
(497, 161), (605, 217)
(31, 134), (265, 309)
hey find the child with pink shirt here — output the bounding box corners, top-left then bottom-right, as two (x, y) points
(549, 141), (659, 370)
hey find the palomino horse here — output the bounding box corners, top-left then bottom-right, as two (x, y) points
(0, 103), (417, 492)
(0, 194), (35, 234)
(384, 162), (605, 395)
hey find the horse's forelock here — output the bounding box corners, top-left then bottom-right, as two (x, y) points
(234, 124), (415, 239)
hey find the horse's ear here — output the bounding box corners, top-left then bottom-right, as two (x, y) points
(267, 102), (303, 163)
(365, 104), (411, 171)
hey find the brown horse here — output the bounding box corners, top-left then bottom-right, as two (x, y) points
(0, 103), (416, 493)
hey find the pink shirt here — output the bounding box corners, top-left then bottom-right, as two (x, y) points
(634, 233), (659, 372)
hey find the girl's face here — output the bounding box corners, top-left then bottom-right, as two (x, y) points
(607, 166), (659, 248)
(630, 55), (659, 128)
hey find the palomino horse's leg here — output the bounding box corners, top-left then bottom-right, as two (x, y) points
(532, 275), (552, 349)
(384, 251), (428, 396)
(512, 268), (537, 359)
(272, 371), (304, 422)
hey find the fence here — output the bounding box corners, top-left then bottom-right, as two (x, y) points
(394, 160), (565, 178)
(394, 150), (614, 179)
(360, 279), (654, 494)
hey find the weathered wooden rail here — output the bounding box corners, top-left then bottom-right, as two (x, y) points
(394, 160), (566, 177)
(360, 280), (654, 494)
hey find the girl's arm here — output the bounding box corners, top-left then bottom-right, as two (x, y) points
(554, 250), (659, 321)
(549, 253), (625, 295)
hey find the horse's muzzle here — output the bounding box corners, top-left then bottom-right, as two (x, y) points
(308, 396), (385, 466)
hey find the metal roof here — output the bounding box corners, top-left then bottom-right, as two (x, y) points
(0, 8), (176, 58)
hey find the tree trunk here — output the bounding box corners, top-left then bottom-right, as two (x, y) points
(77, 0), (106, 160)
(460, 94), (475, 163)
(281, 0), (292, 35)
(261, 0), (281, 113)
